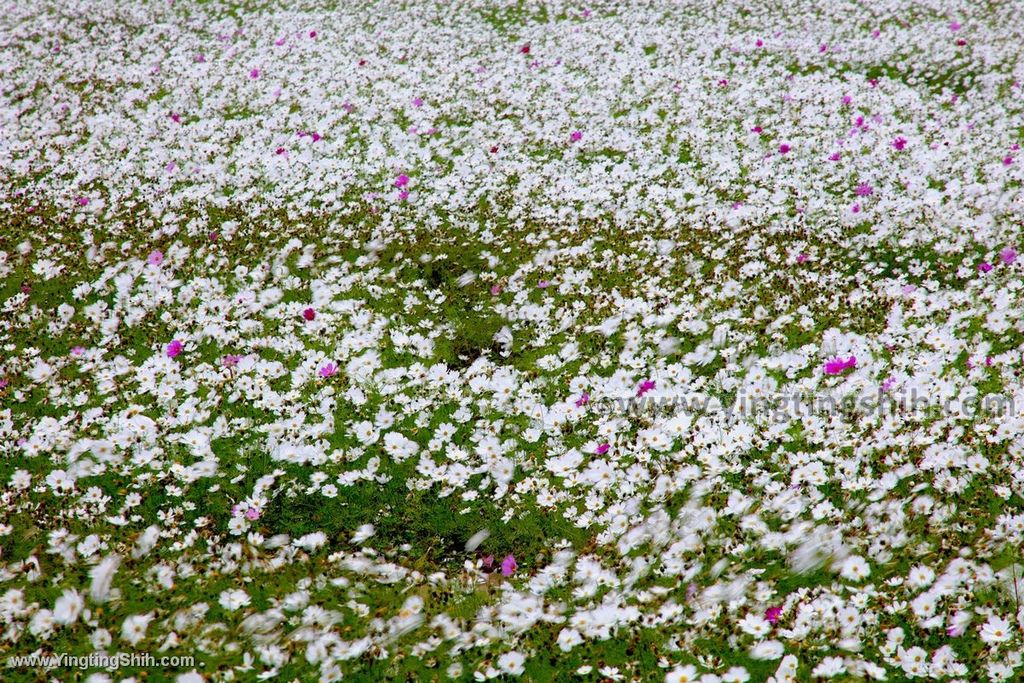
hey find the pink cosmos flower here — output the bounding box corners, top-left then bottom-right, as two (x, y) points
(570, 130), (582, 142)
(223, 354), (241, 368)
(796, 253), (809, 264)
(412, 97), (423, 107)
(596, 442), (610, 455)
(244, 507), (260, 521)
(575, 393), (590, 407)
(978, 262), (993, 273)
(71, 346), (86, 357)
(892, 137), (907, 150)
(76, 197), (90, 206)
(1000, 248), (1017, 265)
(249, 68), (260, 78)
(482, 555), (494, 570)
(395, 174), (410, 188)
(537, 280), (550, 288)
(882, 377), (896, 391)
(949, 21), (961, 31)
(901, 284), (916, 294)
(398, 190), (410, 201)
(855, 183), (873, 197)
(319, 362), (338, 378)
(779, 144), (790, 154)
(824, 356), (856, 375)
(147, 250), (164, 266)
(166, 339), (184, 358)
(302, 308), (316, 321)
(765, 606), (782, 624)
(490, 284), (502, 295)
(1004, 156), (1014, 166)
(828, 152), (841, 161)
(637, 379), (656, 396)
(501, 554), (517, 576)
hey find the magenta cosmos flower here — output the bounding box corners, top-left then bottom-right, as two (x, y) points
(166, 339), (184, 358)
(501, 554), (517, 577)
(824, 356), (856, 375)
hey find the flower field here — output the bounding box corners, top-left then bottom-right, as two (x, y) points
(2, 0), (1024, 680)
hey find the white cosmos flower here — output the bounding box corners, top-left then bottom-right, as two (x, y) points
(980, 615), (1012, 645)
(121, 613), (154, 646)
(497, 651), (526, 676)
(839, 556), (871, 582)
(218, 589), (251, 611)
(351, 524), (375, 544)
(89, 555), (121, 604)
(53, 589), (84, 625)
(750, 640), (785, 660)
(665, 665), (699, 683)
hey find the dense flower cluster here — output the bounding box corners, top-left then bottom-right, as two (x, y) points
(2, 0), (1024, 681)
